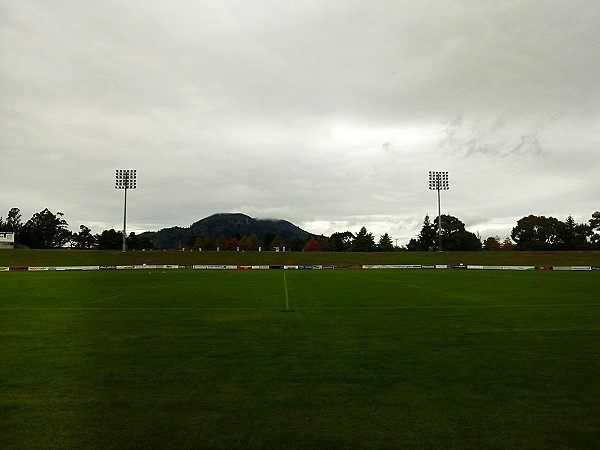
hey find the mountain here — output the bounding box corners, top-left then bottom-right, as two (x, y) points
(141, 213), (311, 249)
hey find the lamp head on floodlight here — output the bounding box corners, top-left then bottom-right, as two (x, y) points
(428, 171), (449, 190)
(115, 169), (137, 189)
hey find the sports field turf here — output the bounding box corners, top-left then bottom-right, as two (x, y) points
(1, 269), (599, 448)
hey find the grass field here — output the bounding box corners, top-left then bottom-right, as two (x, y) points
(1, 268), (599, 448)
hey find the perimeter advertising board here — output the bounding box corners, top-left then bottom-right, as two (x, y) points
(0, 232), (14, 249)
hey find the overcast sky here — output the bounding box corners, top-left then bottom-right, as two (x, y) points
(2, 1), (599, 244)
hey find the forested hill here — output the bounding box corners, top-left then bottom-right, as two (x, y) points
(140, 213), (310, 249)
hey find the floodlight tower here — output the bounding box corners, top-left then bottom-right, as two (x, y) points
(428, 171), (449, 252)
(115, 169), (137, 252)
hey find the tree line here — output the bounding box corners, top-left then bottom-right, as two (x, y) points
(0, 208), (153, 250)
(408, 212), (600, 251)
(2, 207), (599, 251)
(184, 228), (393, 252)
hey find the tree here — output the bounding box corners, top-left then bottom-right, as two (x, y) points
(511, 215), (562, 250)
(417, 215), (437, 251)
(126, 232), (155, 250)
(328, 231), (354, 252)
(483, 236), (502, 251)
(227, 236), (240, 251)
(377, 233), (395, 252)
(449, 229), (482, 251)
(501, 237), (515, 251)
(406, 238), (420, 251)
(20, 209), (72, 249)
(350, 227), (376, 252)
(303, 237), (322, 252)
(263, 232), (276, 251)
(215, 234), (228, 251)
(0, 208), (22, 232)
(555, 215), (591, 250)
(73, 225), (97, 249)
(0, 208), (23, 244)
(269, 235), (284, 250)
(245, 234), (260, 251)
(590, 211), (600, 247)
(97, 229), (123, 250)
(192, 234), (216, 251)
(429, 215), (481, 251)
(290, 238), (305, 252)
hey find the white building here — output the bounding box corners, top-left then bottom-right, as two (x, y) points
(0, 232), (15, 249)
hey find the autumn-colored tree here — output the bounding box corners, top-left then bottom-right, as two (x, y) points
(237, 234), (260, 251)
(192, 234), (215, 251)
(501, 237), (515, 251)
(303, 237), (322, 252)
(269, 234), (284, 250)
(215, 234), (228, 251)
(246, 234), (260, 251)
(227, 236), (240, 251)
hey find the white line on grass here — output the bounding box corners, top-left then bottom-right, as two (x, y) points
(89, 294), (122, 304)
(283, 272), (290, 310)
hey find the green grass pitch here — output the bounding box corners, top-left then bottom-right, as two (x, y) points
(1, 269), (599, 448)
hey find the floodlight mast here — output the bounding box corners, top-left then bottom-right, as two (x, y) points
(115, 170), (137, 252)
(428, 171), (449, 252)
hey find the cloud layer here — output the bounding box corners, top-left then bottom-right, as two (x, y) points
(2, 1), (599, 243)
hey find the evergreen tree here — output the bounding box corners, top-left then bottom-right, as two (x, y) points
(590, 211), (600, 247)
(418, 215), (437, 250)
(350, 227), (376, 252)
(377, 233), (395, 252)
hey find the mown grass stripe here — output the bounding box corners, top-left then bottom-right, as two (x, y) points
(2, 303), (599, 311)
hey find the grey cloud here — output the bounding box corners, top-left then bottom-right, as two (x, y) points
(1, 1), (599, 244)
(438, 116), (548, 159)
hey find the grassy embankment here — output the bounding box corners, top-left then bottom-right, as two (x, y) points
(1, 248), (600, 267)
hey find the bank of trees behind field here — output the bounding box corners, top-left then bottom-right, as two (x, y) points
(1, 207), (599, 252)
